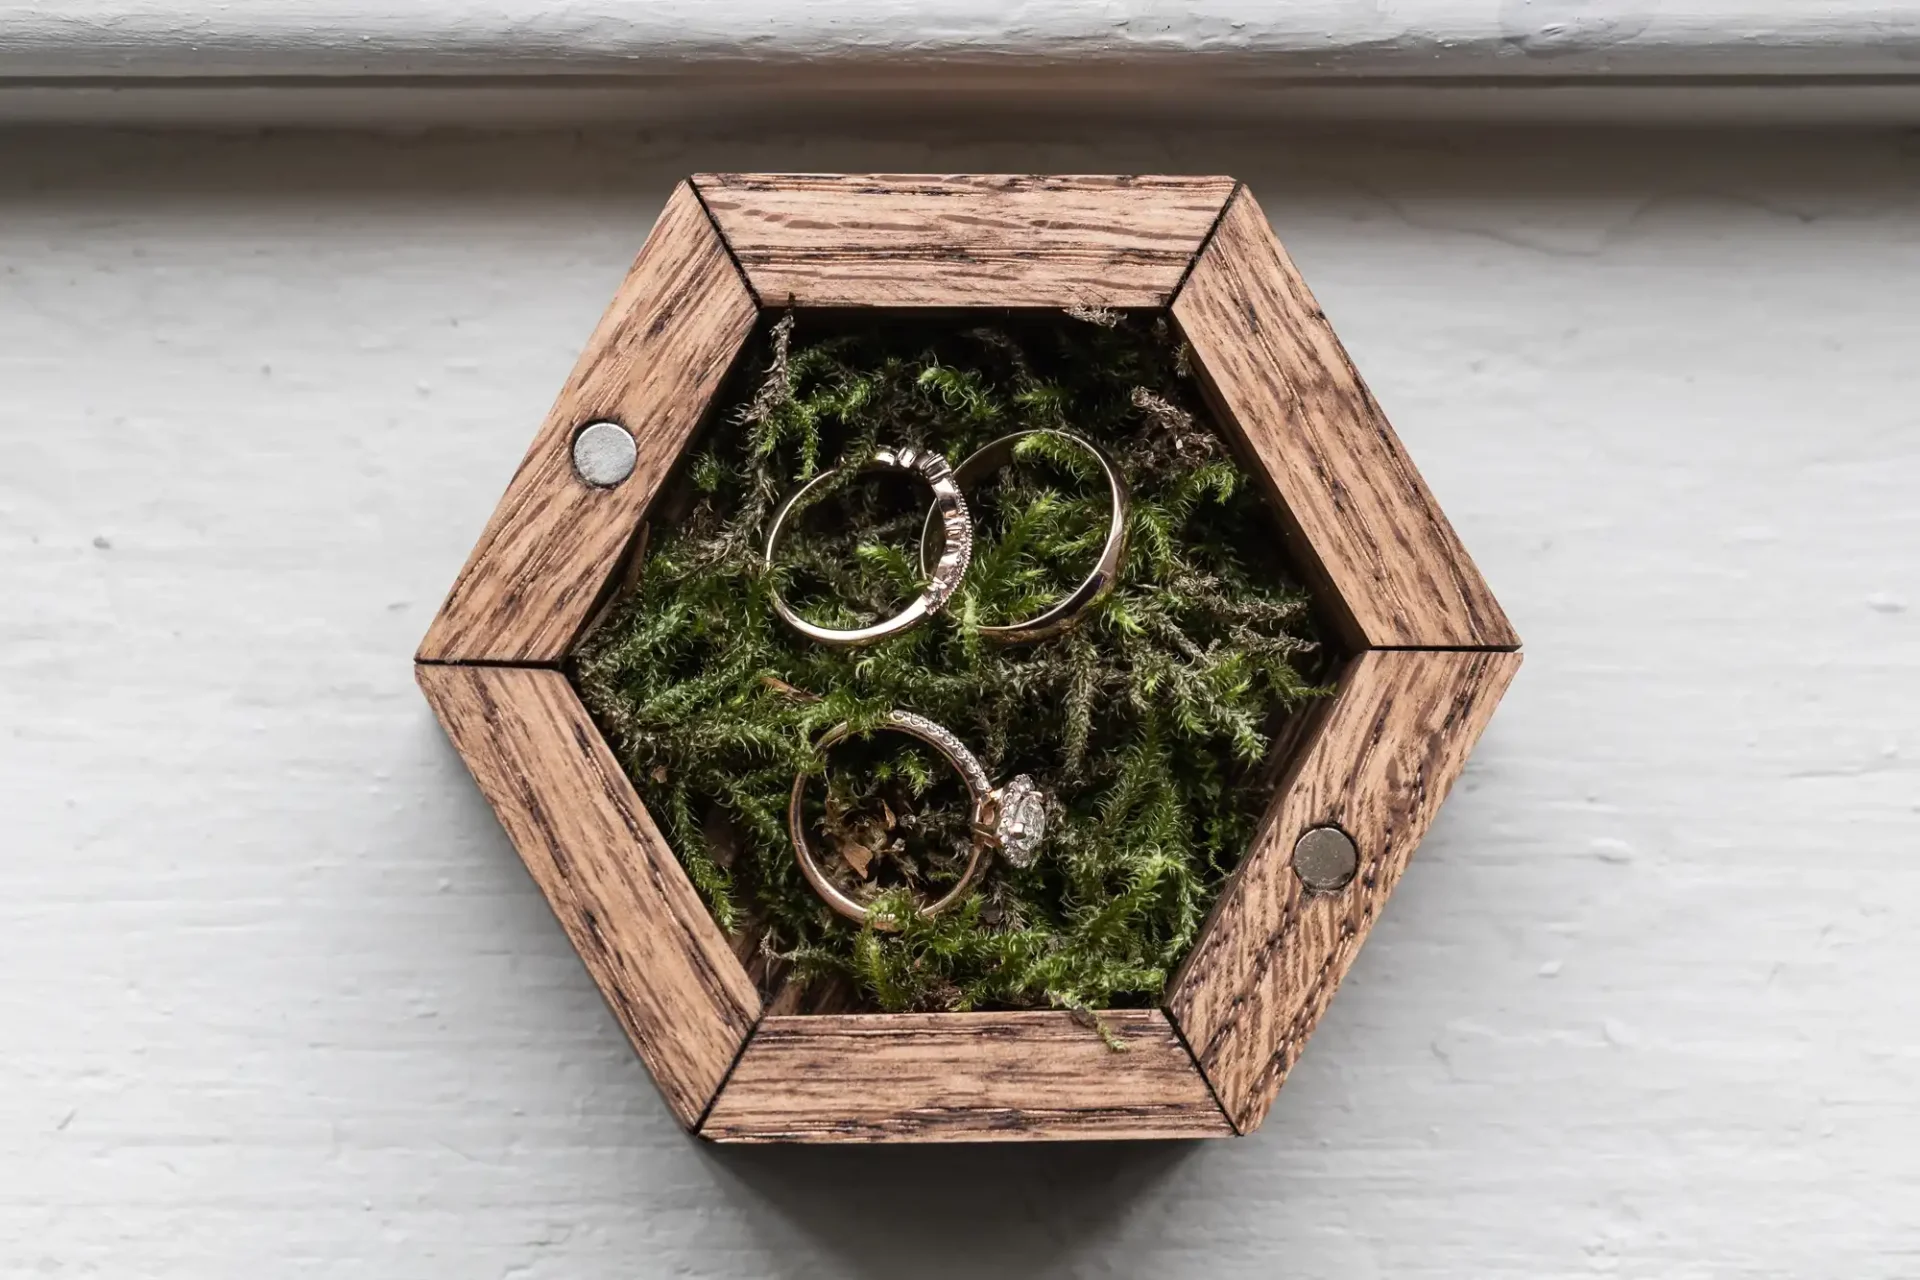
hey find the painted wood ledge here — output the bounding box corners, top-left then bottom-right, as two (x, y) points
(3, 2), (1918, 124)
(5, 2), (1918, 77)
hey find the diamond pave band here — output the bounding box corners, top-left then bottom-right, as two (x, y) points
(789, 710), (1051, 927)
(882, 450), (971, 611)
(765, 445), (971, 648)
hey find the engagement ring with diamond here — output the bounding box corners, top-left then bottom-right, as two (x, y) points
(789, 710), (1051, 927)
(765, 446), (972, 648)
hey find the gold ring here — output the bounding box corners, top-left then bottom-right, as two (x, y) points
(789, 710), (1049, 928)
(918, 430), (1128, 644)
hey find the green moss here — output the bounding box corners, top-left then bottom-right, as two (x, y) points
(572, 310), (1328, 1015)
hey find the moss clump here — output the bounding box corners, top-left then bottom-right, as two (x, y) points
(572, 310), (1327, 1016)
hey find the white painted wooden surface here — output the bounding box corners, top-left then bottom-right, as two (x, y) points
(5, 0), (1919, 76)
(2, 127), (1916, 1275)
(5, 2), (1920, 126)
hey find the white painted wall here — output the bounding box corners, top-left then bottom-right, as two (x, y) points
(2, 125), (1916, 1275)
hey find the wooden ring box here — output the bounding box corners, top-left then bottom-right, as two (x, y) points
(417, 174), (1521, 1143)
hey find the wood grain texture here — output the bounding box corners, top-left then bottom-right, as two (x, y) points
(417, 181), (755, 664)
(1168, 648), (1522, 1135)
(701, 1011), (1231, 1142)
(416, 663), (761, 1129)
(1172, 187), (1519, 651)
(693, 172), (1236, 308)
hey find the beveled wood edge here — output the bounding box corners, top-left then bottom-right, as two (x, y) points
(691, 172), (1240, 309)
(698, 1009), (1233, 1143)
(1165, 648), (1523, 1135)
(417, 180), (758, 665)
(416, 661), (762, 1129)
(1170, 184), (1520, 652)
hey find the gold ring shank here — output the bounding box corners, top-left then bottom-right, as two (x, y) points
(918, 430), (1128, 645)
(789, 711), (996, 928)
(766, 447), (972, 648)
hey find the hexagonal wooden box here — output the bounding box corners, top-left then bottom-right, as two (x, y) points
(416, 174), (1521, 1143)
